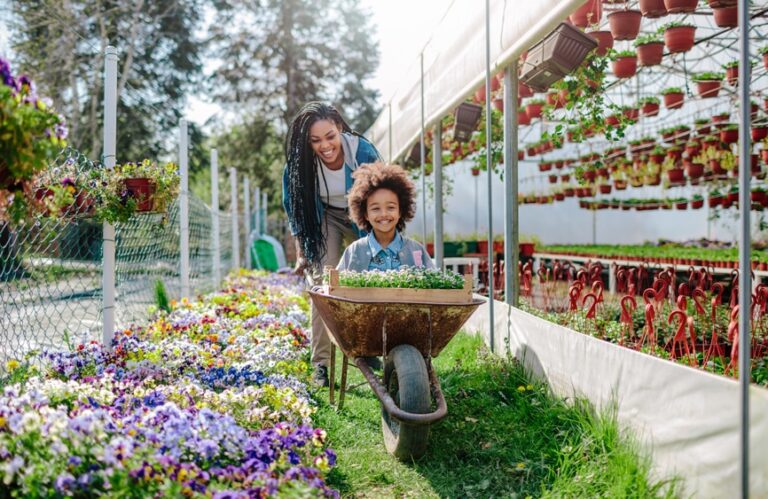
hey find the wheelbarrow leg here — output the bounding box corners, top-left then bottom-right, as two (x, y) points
(338, 353), (349, 410)
(329, 344), (336, 405)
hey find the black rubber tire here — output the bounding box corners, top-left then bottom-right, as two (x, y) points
(381, 344), (431, 461)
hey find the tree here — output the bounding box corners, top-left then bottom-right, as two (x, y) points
(9, 0), (204, 161)
(209, 0), (381, 132)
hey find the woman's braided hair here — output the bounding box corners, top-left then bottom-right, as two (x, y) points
(284, 102), (353, 265)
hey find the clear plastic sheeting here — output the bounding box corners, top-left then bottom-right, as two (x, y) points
(366, 0), (585, 163)
(464, 298), (768, 498)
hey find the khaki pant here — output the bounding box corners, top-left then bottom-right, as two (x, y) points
(308, 206), (356, 367)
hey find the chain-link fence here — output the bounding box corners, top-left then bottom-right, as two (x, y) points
(0, 149), (237, 364)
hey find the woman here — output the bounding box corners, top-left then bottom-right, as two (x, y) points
(282, 101), (381, 386)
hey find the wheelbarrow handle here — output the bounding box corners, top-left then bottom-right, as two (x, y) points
(354, 357), (448, 426)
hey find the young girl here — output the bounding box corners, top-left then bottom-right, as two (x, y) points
(337, 163), (434, 272)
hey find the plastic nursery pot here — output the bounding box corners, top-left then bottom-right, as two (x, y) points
(518, 83), (534, 98)
(675, 201), (688, 210)
(667, 168), (685, 184)
(713, 6), (737, 28)
(570, 0), (602, 27)
(710, 159), (726, 175)
(719, 127), (739, 144)
(526, 102), (543, 119)
(622, 107), (639, 121)
(642, 101), (660, 116)
(605, 114), (621, 127)
(471, 168), (480, 176)
(725, 65), (738, 86)
(548, 175), (558, 184)
(663, 92), (684, 109)
(639, 0), (668, 17)
(123, 178), (156, 212)
(518, 110), (531, 126)
(663, 0), (698, 13)
(664, 26), (696, 53)
(752, 126), (768, 142)
(709, 195), (723, 208)
(637, 42), (664, 66)
(599, 184), (612, 194)
(493, 98), (504, 112)
(691, 199), (704, 209)
(686, 161), (705, 179)
(607, 10), (642, 41)
(588, 30), (614, 57)
(612, 55), (637, 78)
(696, 80), (721, 98)
(707, 0), (737, 6)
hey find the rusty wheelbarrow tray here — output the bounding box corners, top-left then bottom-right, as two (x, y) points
(308, 286), (483, 460)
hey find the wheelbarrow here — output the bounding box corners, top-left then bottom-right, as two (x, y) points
(308, 276), (483, 461)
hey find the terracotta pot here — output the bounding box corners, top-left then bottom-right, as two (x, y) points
(725, 65), (738, 86)
(493, 98), (504, 111)
(538, 162), (552, 172)
(583, 170), (596, 182)
(696, 123), (711, 135)
(599, 184), (612, 194)
(727, 190), (739, 203)
(664, 26), (696, 53)
(751, 126), (768, 142)
(707, 0), (736, 6)
(649, 153), (665, 164)
(709, 195), (723, 208)
(675, 201), (688, 210)
(710, 159), (726, 175)
(614, 179), (627, 190)
(518, 110), (531, 126)
(685, 143), (701, 157)
(123, 178), (156, 212)
(641, 101), (660, 116)
(712, 113), (730, 124)
(570, 0), (603, 27)
(612, 55), (637, 78)
(548, 174), (558, 184)
(564, 188), (575, 197)
(663, 0), (698, 13)
(667, 148), (683, 162)
(667, 168), (685, 183)
(639, 0), (668, 17)
(474, 87), (485, 103)
(622, 107), (640, 121)
(637, 42), (664, 66)
(526, 103), (543, 119)
(696, 80), (721, 98)
(691, 199), (704, 209)
(752, 191), (767, 205)
(713, 6), (737, 28)
(604, 114), (621, 127)
(663, 92), (684, 109)
(765, 53), (768, 71)
(554, 193), (565, 201)
(607, 10), (642, 40)
(588, 30), (614, 57)
(762, 149), (768, 165)
(561, 174), (571, 182)
(720, 128), (738, 144)
(518, 83), (534, 98)
(686, 161), (704, 179)
(471, 168), (480, 176)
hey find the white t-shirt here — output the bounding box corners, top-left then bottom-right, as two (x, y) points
(317, 161), (347, 208)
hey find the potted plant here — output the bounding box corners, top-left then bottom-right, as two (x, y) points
(691, 193), (704, 209)
(709, 189), (724, 208)
(761, 46), (768, 70)
(752, 187), (767, 206)
(570, 0), (602, 27)
(752, 124), (768, 142)
(674, 197), (688, 210)
(694, 117), (711, 135)
(639, 0), (668, 17)
(607, 9), (642, 41)
(692, 72), (724, 98)
(720, 124), (739, 144)
(634, 34), (665, 66)
(723, 60), (739, 86)
(518, 107), (531, 126)
(587, 30), (614, 57)
(525, 98), (546, 119)
(663, 0), (698, 13)
(639, 96), (660, 116)
(661, 86), (684, 109)
(712, 5), (737, 28)
(31, 159), (96, 217)
(612, 50), (638, 78)
(660, 21), (696, 53)
(621, 105), (640, 122)
(0, 58), (68, 222)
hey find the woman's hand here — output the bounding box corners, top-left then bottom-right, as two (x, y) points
(293, 239), (309, 276)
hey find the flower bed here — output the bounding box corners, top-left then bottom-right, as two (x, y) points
(0, 270), (338, 497)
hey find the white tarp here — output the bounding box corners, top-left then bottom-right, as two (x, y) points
(465, 298), (768, 498)
(366, 0), (585, 162)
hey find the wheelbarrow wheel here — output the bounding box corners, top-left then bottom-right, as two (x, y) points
(381, 344), (431, 461)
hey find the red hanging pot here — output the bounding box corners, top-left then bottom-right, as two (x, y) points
(607, 10), (642, 40)
(599, 184), (612, 194)
(474, 87), (485, 103)
(526, 103), (543, 119)
(764, 53), (768, 71)
(663, 0), (698, 13)
(622, 107), (639, 122)
(637, 42), (664, 66)
(691, 198), (704, 209)
(518, 83), (533, 99)
(588, 30), (614, 57)
(675, 201), (688, 210)
(720, 128), (739, 144)
(762, 149), (768, 164)
(642, 101), (660, 116)
(710, 159), (726, 175)
(612, 55), (637, 78)
(605, 114), (621, 127)
(493, 98), (504, 111)
(664, 26), (696, 53)
(707, 0), (736, 6)
(696, 80), (721, 98)
(639, 0), (668, 17)
(686, 161), (704, 179)
(663, 92), (684, 109)
(471, 167), (480, 176)
(570, 0), (603, 27)
(713, 6), (738, 28)
(124, 178), (156, 212)
(725, 65), (738, 86)
(518, 150), (525, 161)
(518, 110), (531, 126)
(752, 125), (768, 142)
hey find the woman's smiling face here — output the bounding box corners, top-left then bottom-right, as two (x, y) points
(309, 119), (343, 168)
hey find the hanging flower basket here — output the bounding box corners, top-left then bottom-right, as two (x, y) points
(471, 167), (480, 176)
(663, 24), (696, 53)
(607, 10), (642, 40)
(588, 30), (614, 57)
(693, 74), (723, 98)
(612, 52), (637, 78)
(526, 100), (545, 119)
(636, 41), (664, 66)
(686, 161), (704, 179)
(641, 99), (660, 116)
(691, 197), (705, 209)
(599, 184), (612, 194)
(570, 0), (603, 27)
(720, 126), (739, 144)
(753, 125), (768, 142)
(492, 98), (504, 112)
(639, 0), (668, 17)
(518, 83), (534, 99)
(604, 114), (621, 127)
(661, 89), (684, 109)
(663, 0), (698, 13)
(518, 108), (531, 126)
(123, 178), (157, 212)
(724, 62), (739, 86)
(713, 6), (737, 28)
(675, 200), (688, 210)
(548, 174), (558, 184)
(707, 0), (736, 6)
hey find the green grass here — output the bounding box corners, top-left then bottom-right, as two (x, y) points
(313, 334), (678, 498)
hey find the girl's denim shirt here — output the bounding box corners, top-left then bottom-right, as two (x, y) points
(336, 233), (435, 272)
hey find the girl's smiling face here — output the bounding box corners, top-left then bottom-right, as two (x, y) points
(365, 188), (400, 240)
(309, 119), (343, 168)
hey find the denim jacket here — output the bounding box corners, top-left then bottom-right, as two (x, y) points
(282, 132), (381, 236)
(337, 234), (435, 272)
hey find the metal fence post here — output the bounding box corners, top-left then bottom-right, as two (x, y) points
(262, 191), (268, 234)
(243, 177), (251, 269)
(102, 46), (118, 348)
(230, 168), (240, 270)
(211, 149), (221, 286)
(179, 119), (190, 298)
(484, 0), (495, 352)
(254, 187), (261, 237)
(434, 125), (444, 269)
